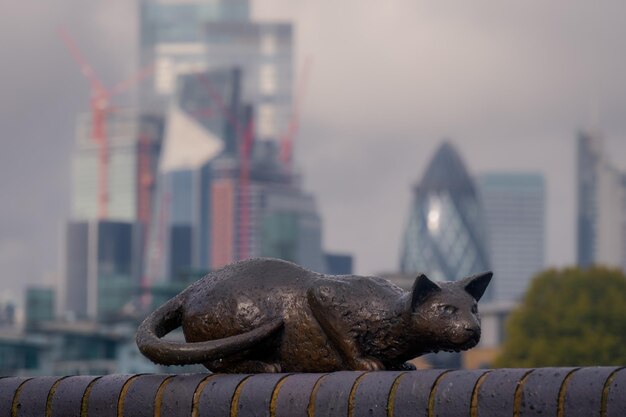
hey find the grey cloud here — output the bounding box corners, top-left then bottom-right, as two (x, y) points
(2, 1), (626, 303)
(255, 0), (626, 274)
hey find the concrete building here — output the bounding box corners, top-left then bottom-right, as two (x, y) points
(259, 181), (325, 272)
(577, 131), (626, 270)
(478, 173), (545, 301)
(209, 143), (325, 272)
(63, 221), (143, 321)
(25, 287), (55, 330)
(400, 142), (491, 292)
(0, 319), (182, 376)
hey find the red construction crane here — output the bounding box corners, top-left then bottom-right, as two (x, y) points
(58, 28), (154, 219)
(193, 73), (255, 261)
(279, 57), (314, 171)
(238, 113), (255, 261)
(194, 58), (312, 261)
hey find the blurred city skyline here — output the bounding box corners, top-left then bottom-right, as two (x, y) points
(2, 0), (626, 301)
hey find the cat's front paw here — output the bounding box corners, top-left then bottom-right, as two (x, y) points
(399, 362), (417, 371)
(386, 361), (416, 371)
(352, 357), (385, 371)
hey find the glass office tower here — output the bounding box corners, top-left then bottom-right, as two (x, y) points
(478, 172), (545, 301)
(71, 110), (163, 224)
(64, 220), (143, 320)
(400, 142), (491, 296)
(139, 0), (292, 143)
(576, 131), (626, 270)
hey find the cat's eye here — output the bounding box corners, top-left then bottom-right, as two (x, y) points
(440, 305), (457, 314)
(471, 305), (478, 314)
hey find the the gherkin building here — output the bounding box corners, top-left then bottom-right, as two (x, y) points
(400, 142), (491, 297)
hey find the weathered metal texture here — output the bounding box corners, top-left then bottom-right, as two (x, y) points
(136, 258), (492, 373)
(49, 375), (100, 417)
(272, 373), (325, 417)
(476, 368), (531, 417)
(605, 367), (626, 417)
(0, 368), (625, 416)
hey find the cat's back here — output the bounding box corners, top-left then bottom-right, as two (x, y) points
(312, 273), (407, 313)
(183, 258), (321, 304)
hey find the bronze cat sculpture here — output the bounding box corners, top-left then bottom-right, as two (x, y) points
(136, 258), (492, 373)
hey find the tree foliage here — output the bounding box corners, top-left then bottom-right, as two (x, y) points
(496, 266), (626, 367)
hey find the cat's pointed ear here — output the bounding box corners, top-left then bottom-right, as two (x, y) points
(411, 273), (441, 310)
(459, 271), (492, 301)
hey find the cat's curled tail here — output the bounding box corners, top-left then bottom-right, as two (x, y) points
(136, 295), (284, 365)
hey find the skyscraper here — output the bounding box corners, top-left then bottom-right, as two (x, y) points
(65, 109), (162, 320)
(139, 0), (250, 110)
(139, 0), (292, 143)
(143, 67), (244, 282)
(577, 131), (626, 270)
(71, 109), (163, 224)
(63, 220), (143, 320)
(478, 173), (545, 301)
(140, 3), (325, 278)
(400, 142), (491, 293)
(144, 63), (325, 280)
(208, 141), (325, 272)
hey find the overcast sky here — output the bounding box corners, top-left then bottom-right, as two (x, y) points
(2, 1), (626, 302)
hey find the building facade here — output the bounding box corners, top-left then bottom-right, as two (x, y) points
(478, 173), (545, 301)
(71, 110), (162, 224)
(208, 143), (325, 272)
(63, 221), (143, 320)
(144, 59), (325, 280)
(577, 131), (626, 270)
(400, 142), (491, 295)
(324, 253), (354, 275)
(140, 0), (292, 143)
(144, 67), (243, 281)
(25, 287), (55, 330)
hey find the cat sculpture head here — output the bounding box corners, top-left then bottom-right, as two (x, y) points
(408, 272), (492, 353)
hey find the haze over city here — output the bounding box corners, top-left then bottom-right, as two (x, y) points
(2, 0), (626, 302)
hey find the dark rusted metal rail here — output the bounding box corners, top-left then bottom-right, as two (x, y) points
(1, 367), (625, 416)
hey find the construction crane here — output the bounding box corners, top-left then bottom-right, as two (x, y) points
(58, 27), (153, 219)
(193, 59), (312, 262)
(193, 72), (255, 261)
(238, 111), (255, 261)
(279, 57), (313, 171)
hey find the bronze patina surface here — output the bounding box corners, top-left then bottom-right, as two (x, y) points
(136, 258), (492, 373)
